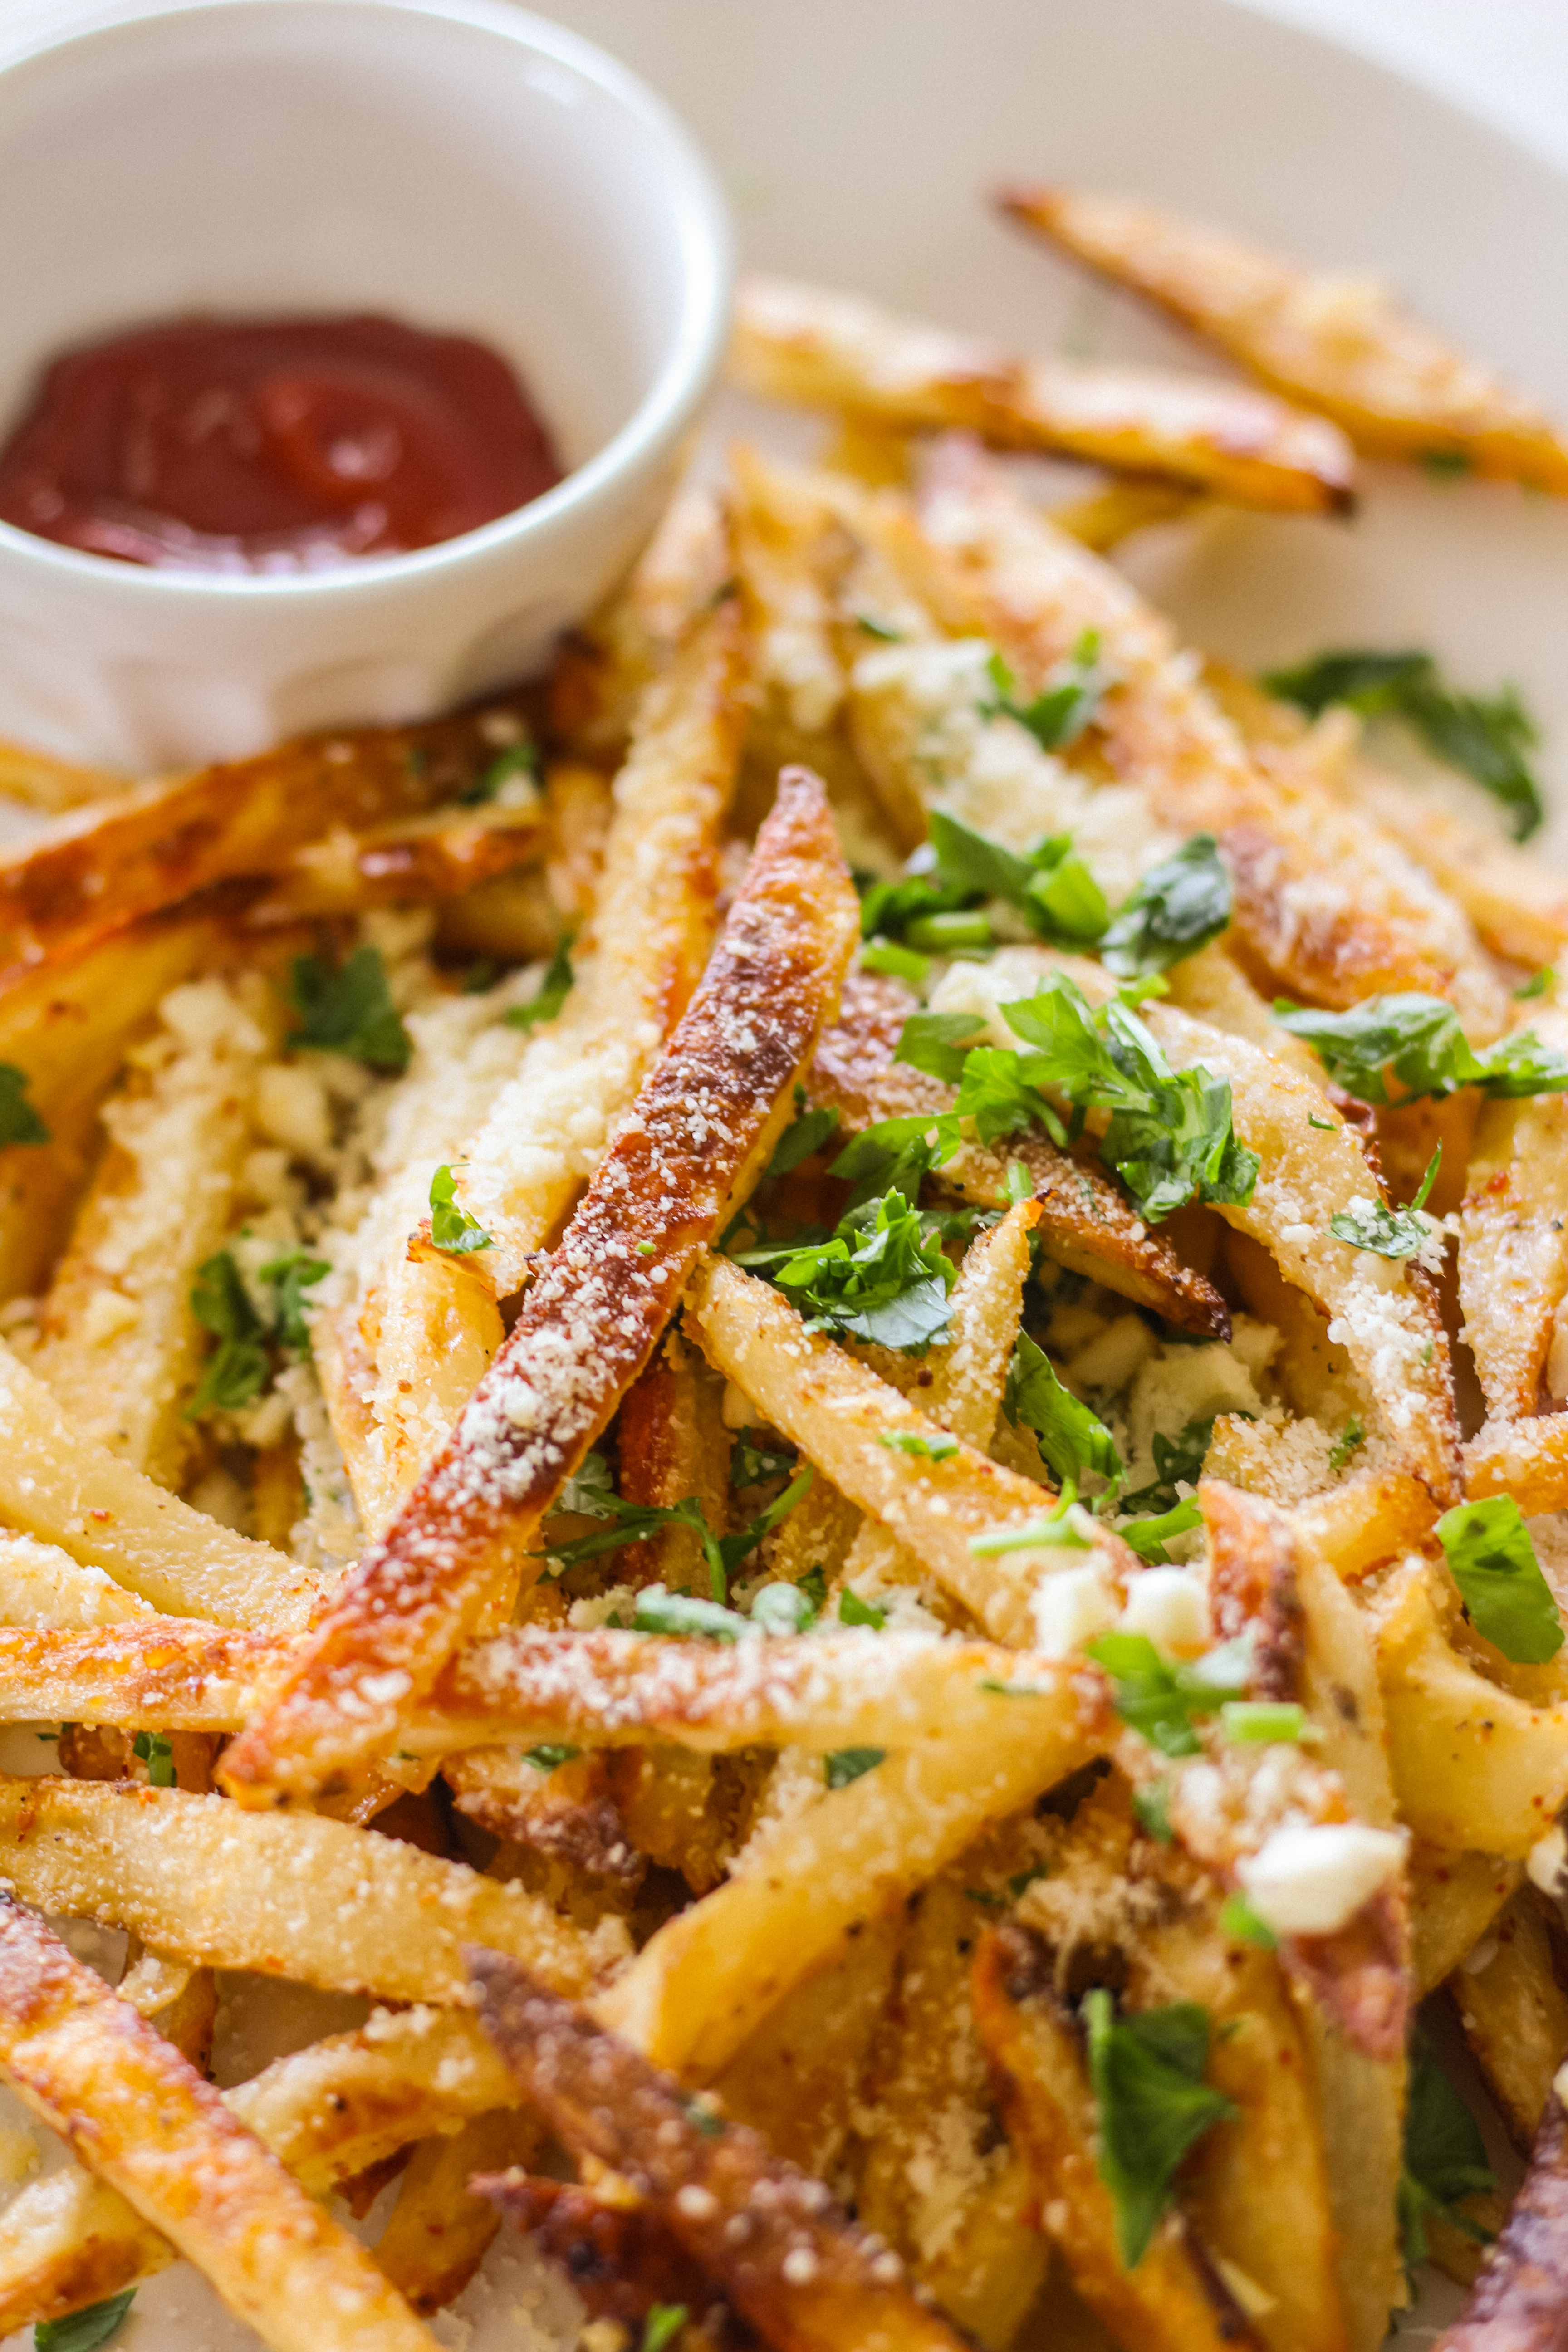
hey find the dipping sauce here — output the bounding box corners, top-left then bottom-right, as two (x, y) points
(0, 313), (563, 573)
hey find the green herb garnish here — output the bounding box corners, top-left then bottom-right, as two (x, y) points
(34, 2290), (137, 2352)
(1398, 2033), (1496, 2269)
(1083, 1631), (1251, 1758)
(839, 1589), (888, 1629)
(523, 1744), (579, 1771)
(824, 1746), (886, 1789)
(1330, 1146), (1441, 1259)
(1436, 1494), (1564, 1664)
(428, 1165), (494, 1255)
(543, 1467), (814, 1604)
(741, 1190), (956, 1354)
(1003, 1331), (1122, 1491)
(766, 1088), (841, 1178)
(504, 933), (574, 1033)
(286, 945), (410, 1071)
(983, 633), (1109, 754)
(1083, 1990), (1236, 2267)
(132, 1730), (176, 1787)
(1275, 993), (1568, 1105)
(185, 1252), (269, 1418)
(0, 1063), (49, 1147)
(1100, 835), (1231, 980)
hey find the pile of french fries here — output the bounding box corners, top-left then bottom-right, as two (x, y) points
(0, 189), (1567, 2352)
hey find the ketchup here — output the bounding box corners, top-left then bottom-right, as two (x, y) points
(0, 313), (563, 573)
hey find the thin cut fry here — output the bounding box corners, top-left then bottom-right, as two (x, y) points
(971, 1922), (1261, 2352)
(1458, 980), (1568, 1419)
(0, 738), (128, 813)
(0, 1342), (321, 1627)
(731, 274), (1354, 513)
(0, 1776), (603, 2002)
(1449, 1886), (1568, 2156)
(687, 1256), (1136, 1642)
(1000, 185), (1568, 490)
(0, 1900), (443, 2352)
(221, 766), (859, 1805)
(374, 2107), (543, 2314)
(470, 1950), (977, 2352)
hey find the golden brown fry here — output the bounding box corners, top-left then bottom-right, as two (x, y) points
(221, 766), (859, 1806)
(0, 1776), (603, 2001)
(903, 438), (1505, 1037)
(0, 697), (539, 974)
(374, 2107), (543, 2314)
(0, 1900), (442, 2352)
(1295, 1472), (1438, 1582)
(0, 1532), (156, 1629)
(731, 274), (1354, 512)
(0, 1343), (320, 1627)
(470, 1951), (976, 2352)
(1052, 480), (1200, 550)
(1458, 983), (1568, 1419)
(247, 801), (545, 923)
(686, 1257), (1135, 1643)
(475, 2171), (728, 2336)
(1436, 2090), (1568, 2352)
(1375, 1560), (1568, 1853)
(971, 1923), (1261, 2352)
(31, 972), (271, 1484)
(443, 1745), (637, 1882)
(712, 1914), (902, 2179)
(0, 2003), (515, 2331)
(0, 738), (129, 813)
(1411, 1848), (1521, 1998)
(999, 185), (1568, 491)
(1450, 1886), (1568, 2156)
(1466, 1415), (1568, 1516)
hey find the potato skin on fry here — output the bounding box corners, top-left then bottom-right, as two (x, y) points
(0, 1899), (442, 2352)
(1438, 2091), (1568, 2352)
(467, 1950), (975, 2352)
(999, 186), (1568, 494)
(220, 767), (859, 1806)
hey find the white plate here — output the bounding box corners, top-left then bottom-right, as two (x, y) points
(3, 2), (1564, 2345)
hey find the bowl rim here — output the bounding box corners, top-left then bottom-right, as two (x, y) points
(0, 0), (734, 603)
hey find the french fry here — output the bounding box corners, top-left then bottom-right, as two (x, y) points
(0, 905), (234, 1298)
(0, 738), (128, 814)
(970, 1923), (1262, 2352)
(469, 1951), (976, 2352)
(1411, 1847), (1521, 1998)
(1458, 981), (1568, 1418)
(0, 1342), (321, 1627)
(0, 1776), (605, 2001)
(0, 1532), (155, 1628)
(442, 1746), (637, 1881)
(475, 2172), (727, 2335)
(731, 274), (1355, 513)
(1294, 2003), (1403, 2352)
(1147, 1000), (1462, 1504)
(1295, 1472), (1438, 1583)
(0, 697), (541, 974)
(348, 597), (749, 1523)
(914, 2158), (1051, 2352)
(373, 2107), (543, 2314)
(0, 1900), (443, 2352)
(686, 1256), (1136, 1643)
(1436, 2089), (1568, 2351)
(1450, 1886), (1568, 2156)
(904, 437), (1507, 1039)
(1375, 1558), (1568, 1853)
(1052, 480), (1200, 551)
(596, 1663), (1100, 2079)
(999, 186), (1568, 491)
(246, 802), (545, 924)
(0, 2003), (515, 2331)
(31, 972), (271, 1483)
(221, 766), (860, 1805)
(1466, 1414), (1568, 1517)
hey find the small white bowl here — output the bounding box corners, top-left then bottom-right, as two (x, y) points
(0, 0), (732, 772)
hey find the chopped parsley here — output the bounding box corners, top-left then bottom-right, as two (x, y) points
(730, 1429), (796, 1489)
(541, 1465), (814, 1603)
(1399, 2033), (1496, 2269)
(1515, 968), (1556, 1002)
(1262, 647), (1544, 840)
(927, 809), (1109, 950)
(257, 1248), (330, 1353)
(132, 1730), (176, 1787)
(34, 2291), (137, 2352)
(952, 973), (1258, 1223)
(461, 731), (540, 805)
(982, 633), (1109, 754)
(1099, 834), (1232, 980)
(750, 1581), (819, 1635)
(877, 1429), (959, 1461)
(1131, 1779), (1174, 1843)
(632, 1587), (749, 1642)
(795, 1565), (828, 1617)
(1436, 1494), (1564, 1664)
(766, 1087), (842, 1178)
(1118, 1498), (1204, 1566)
(860, 937), (931, 986)
(1275, 992), (1568, 1105)
(1121, 1416), (1217, 1514)
(1330, 1144), (1442, 1259)
(858, 855), (974, 950)
(428, 1165), (494, 1255)
(1083, 1990), (1236, 2268)
(738, 1190), (956, 1353)
(830, 1112), (961, 1211)
(185, 1253), (270, 1418)
(523, 1744), (579, 1771)
(0, 1063), (49, 1147)
(1003, 1331), (1122, 1494)
(1327, 1419), (1366, 1475)
(286, 945), (410, 1072)
(1219, 1894), (1278, 1950)
(839, 1588), (887, 1629)
(640, 2305), (689, 2352)
(1083, 1630), (1252, 1758)
(896, 1009), (991, 1086)
(823, 1745), (886, 1789)
(504, 933), (574, 1033)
